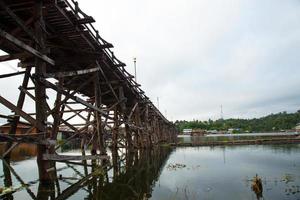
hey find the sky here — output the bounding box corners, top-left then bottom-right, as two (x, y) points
(1, 0), (300, 123)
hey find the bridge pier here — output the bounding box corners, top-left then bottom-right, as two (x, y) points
(0, 0), (178, 185)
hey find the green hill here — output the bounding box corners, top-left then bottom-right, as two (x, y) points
(175, 110), (300, 133)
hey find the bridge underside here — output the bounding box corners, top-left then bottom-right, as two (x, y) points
(0, 0), (177, 183)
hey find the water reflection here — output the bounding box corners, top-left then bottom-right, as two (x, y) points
(0, 144), (37, 162)
(1, 144), (300, 199)
(0, 143), (173, 200)
(151, 144), (300, 200)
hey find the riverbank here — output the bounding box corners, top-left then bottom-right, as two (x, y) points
(174, 136), (300, 147)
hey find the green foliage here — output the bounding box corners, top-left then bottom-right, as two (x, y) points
(175, 110), (300, 133)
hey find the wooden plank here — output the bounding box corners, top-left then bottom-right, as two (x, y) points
(0, 52), (30, 62)
(55, 170), (100, 200)
(0, 95), (44, 130)
(96, 61), (119, 100)
(42, 154), (109, 161)
(2, 143), (19, 158)
(45, 66), (101, 78)
(0, 28), (55, 65)
(37, 78), (114, 120)
(0, 1), (40, 45)
(128, 102), (138, 121)
(77, 17), (95, 24)
(0, 114), (14, 120)
(0, 71), (25, 79)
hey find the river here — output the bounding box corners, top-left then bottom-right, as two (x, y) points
(0, 143), (299, 199)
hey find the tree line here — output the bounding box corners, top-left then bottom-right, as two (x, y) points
(175, 110), (300, 133)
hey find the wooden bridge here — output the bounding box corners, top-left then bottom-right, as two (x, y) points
(0, 0), (177, 183)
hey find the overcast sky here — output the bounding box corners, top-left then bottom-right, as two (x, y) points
(1, 0), (300, 123)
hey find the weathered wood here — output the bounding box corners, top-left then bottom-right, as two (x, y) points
(94, 72), (106, 155)
(0, 29), (55, 66)
(55, 170), (101, 200)
(6, 67), (31, 154)
(43, 154), (109, 161)
(96, 61), (119, 100)
(2, 159), (37, 200)
(0, 95), (44, 130)
(0, 1), (40, 45)
(0, 71), (25, 79)
(0, 114), (14, 120)
(128, 102), (138, 121)
(37, 78), (114, 120)
(2, 143), (19, 158)
(0, 52), (30, 62)
(45, 66), (101, 78)
(0, 0), (178, 188)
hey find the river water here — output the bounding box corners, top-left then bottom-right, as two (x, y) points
(0, 143), (300, 200)
(151, 144), (300, 200)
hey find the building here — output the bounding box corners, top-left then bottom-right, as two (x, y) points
(295, 123), (300, 133)
(191, 129), (207, 136)
(182, 129), (192, 135)
(0, 121), (36, 135)
(57, 126), (76, 140)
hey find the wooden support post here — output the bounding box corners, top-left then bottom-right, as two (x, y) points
(34, 0), (55, 183)
(4, 67), (31, 159)
(51, 79), (63, 140)
(94, 73), (106, 155)
(112, 108), (118, 150)
(145, 104), (152, 148)
(0, 28), (55, 66)
(134, 103), (143, 148)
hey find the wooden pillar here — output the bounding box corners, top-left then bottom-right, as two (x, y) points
(134, 103), (143, 148)
(112, 108), (118, 150)
(4, 67), (31, 159)
(51, 78), (63, 140)
(93, 73), (106, 155)
(34, 0), (55, 183)
(145, 104), (152, 148)
(2, 159), (13, 200)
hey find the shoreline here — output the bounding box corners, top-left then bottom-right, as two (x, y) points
(173, 137), (300, 147)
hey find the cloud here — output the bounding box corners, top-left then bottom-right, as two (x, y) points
(1, 0), (300, 123)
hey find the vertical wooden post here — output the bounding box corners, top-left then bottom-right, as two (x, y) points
(134, 103), (142, 148)
(94, 72), (106, 155)
(4, 67), (31, 159)
(34, 0), (51, 183)
(51, 78), (63, 140)
(112, 108), (118, 150)
(145, 104), (152, 148)
(2, 159), (12, 200)
(118, 86), (133, 151)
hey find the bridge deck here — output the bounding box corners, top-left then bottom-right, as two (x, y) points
(0, 0), (177, 182)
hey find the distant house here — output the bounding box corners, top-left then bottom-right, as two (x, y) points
(57, 126), (76, 140)
(182, 129), (192, 135)
(228, 128), (240, 134)
(191, 129), (206, 136)
(296, 123), (300, 133)
(0, 121), (36, 135)
(207, 130), (218, 134)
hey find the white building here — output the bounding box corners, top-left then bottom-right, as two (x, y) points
(182, 129), (192, 135)
(296, 123), (300, 132)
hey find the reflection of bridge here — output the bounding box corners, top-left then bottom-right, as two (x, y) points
(1, 145), (172, 199)
(0, 0), (177, 185)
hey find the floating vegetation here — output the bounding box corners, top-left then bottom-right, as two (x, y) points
(167, 163), (186, 170)
(281, 174), (295, 184)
